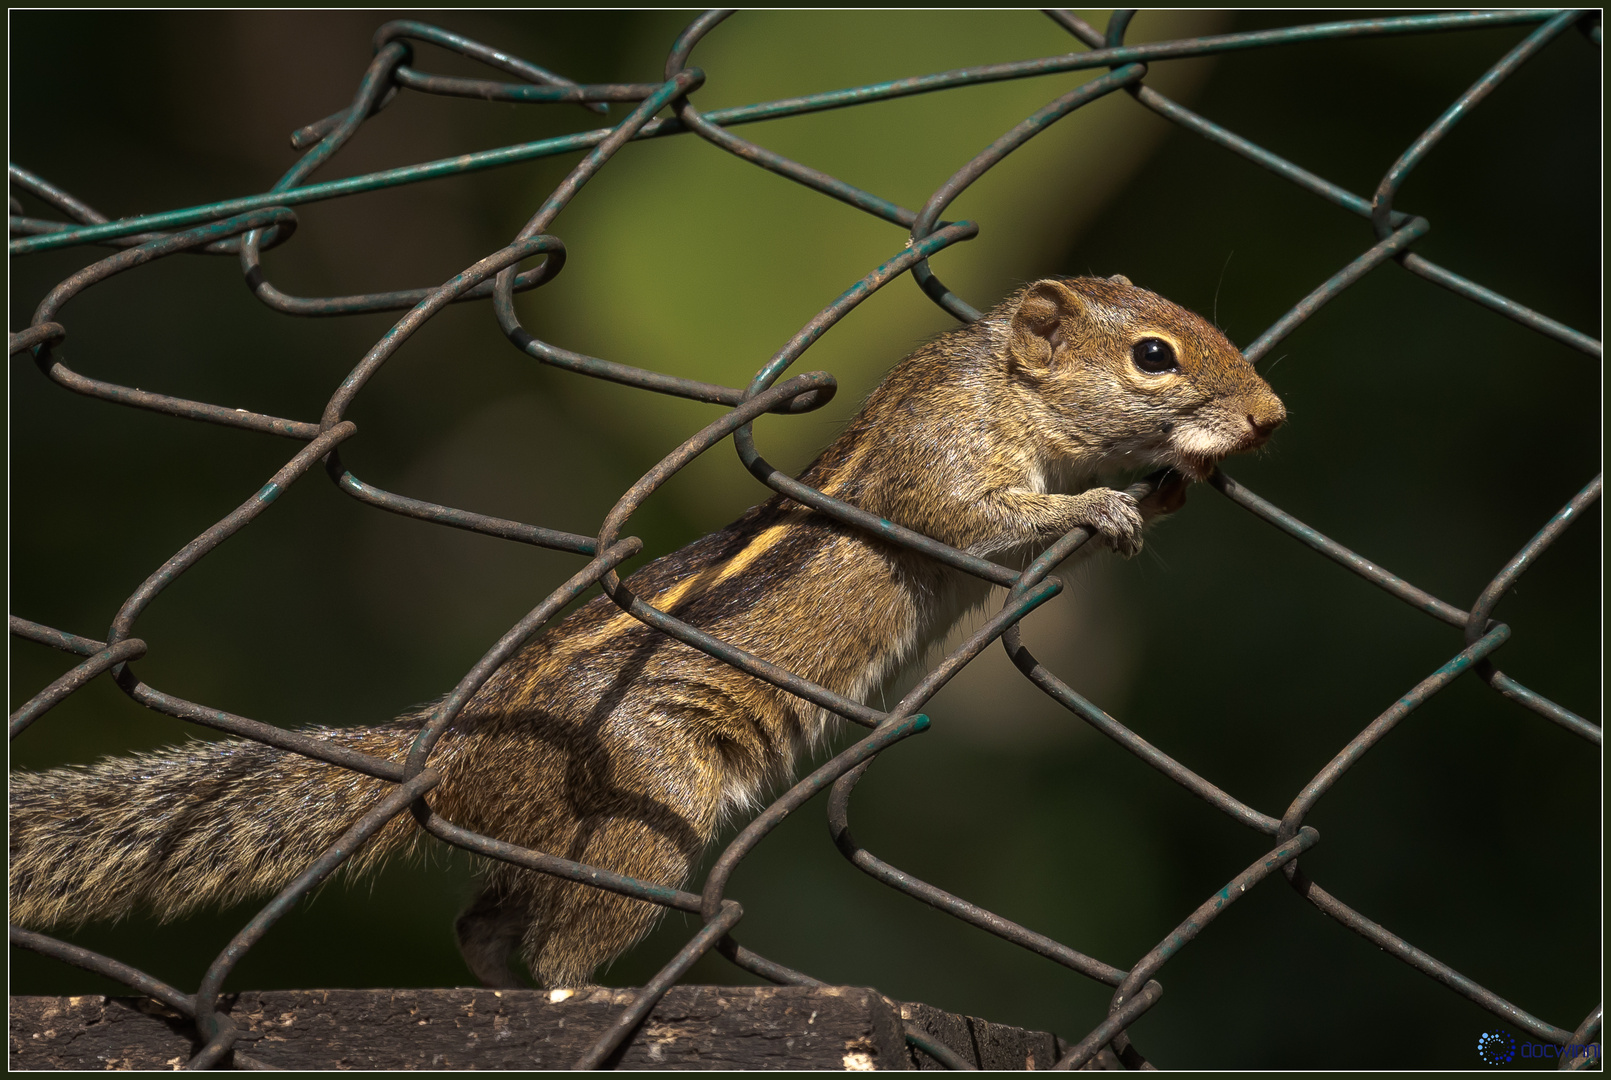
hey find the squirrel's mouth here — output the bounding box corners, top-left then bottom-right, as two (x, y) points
(1173, 453), (1218, 482)
(1164, 418), (1262, 481)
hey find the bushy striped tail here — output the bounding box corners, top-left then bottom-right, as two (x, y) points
(9, 723), (422, 930)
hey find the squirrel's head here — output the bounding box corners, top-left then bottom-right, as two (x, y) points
(1003, 275), (1285, 480)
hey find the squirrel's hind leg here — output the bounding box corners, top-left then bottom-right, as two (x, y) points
(456, 878), (541, 989)
(520, 816), (703, 990)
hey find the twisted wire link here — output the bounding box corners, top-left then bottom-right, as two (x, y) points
(9, 9), (1598, 1071)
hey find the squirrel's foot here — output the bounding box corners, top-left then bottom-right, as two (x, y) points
(1067, 487), (1146, 557)
(1137, 470), (1189, 520)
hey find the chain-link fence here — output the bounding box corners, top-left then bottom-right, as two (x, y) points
(9, 9), (1601, 1071)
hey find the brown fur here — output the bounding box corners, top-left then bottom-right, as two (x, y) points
(9, 278), (1285, 988)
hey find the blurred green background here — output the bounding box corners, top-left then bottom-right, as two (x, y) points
(9, 10), (1599, 1070)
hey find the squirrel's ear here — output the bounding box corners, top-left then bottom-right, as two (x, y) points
(1009, 280), (1084, 373)
(1109, 273), (1132, 286)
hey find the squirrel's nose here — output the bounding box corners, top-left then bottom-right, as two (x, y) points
(1245, 397), (1286, 443)
(1247, 411), (1282, 437)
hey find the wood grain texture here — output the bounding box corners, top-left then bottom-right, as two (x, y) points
(9, 985), (1079, 1071)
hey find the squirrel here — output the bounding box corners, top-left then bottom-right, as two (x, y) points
(10, 276), (1285, 990)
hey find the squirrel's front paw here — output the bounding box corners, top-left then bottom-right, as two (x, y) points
(1068, 487), (1146, 557)
(1137, 470), (1189, 520)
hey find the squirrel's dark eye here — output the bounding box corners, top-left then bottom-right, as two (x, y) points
(1131, 338), (1178, 374)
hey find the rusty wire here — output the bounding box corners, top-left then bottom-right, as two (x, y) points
(8, 9), (1602, 1071)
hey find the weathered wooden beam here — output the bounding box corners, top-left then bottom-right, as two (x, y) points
(10, 985), (1089, 1071)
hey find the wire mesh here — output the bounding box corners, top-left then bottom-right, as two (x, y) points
(8, 9), (1602, 1071)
